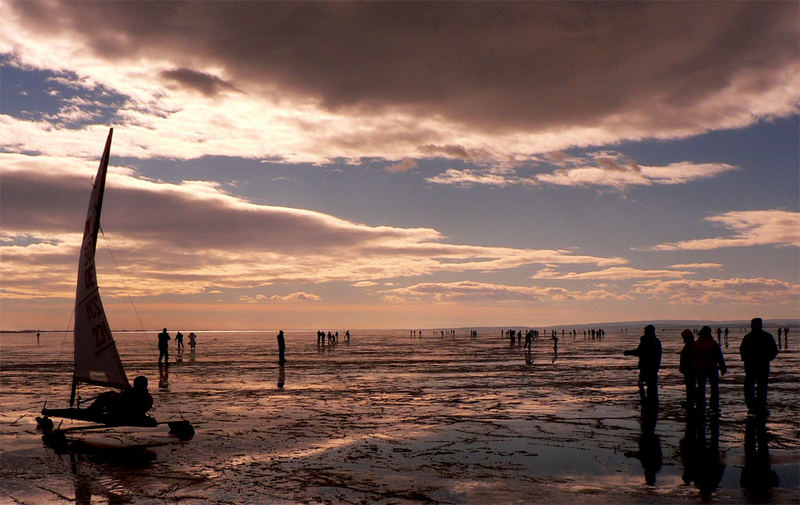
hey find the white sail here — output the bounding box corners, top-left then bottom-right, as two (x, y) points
(73, 128), (130, 390)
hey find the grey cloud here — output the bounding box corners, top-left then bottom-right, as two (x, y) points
(159, 68), (239, 97)
(11, 2), (798, 136)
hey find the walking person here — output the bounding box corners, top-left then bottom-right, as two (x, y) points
(157, 328), (170, 365)
(694, 326), (727, 416)
(623, 325), (662, 406)
(679, 329), (696, 410)
(176, 330), (184, 351)
(740, 318), (779, 418)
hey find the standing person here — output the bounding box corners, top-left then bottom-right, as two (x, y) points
(784, 327), (790, 350)
(740, 318), (779, 417)
(277, 330), (286, 364)
(176, 330), (184, 351)
(679, 329), (696, 410)
(694, 326), (727, 416)
(157, 328), (170, 365)
(188, 332), (197, 350)
(623, 325), (662, 405)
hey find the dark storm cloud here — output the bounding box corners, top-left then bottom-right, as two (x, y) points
(9, 1), (798, 134)
(159, 68), (238, 97)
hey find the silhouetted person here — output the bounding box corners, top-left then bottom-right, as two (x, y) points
(784, 326), (790, 350)
(679, 329), (696, 410)
(623, 324), (661, 405)
(694, 325), (727, 416)
(741, 417), (779, 501)
(740, 318), (779, 417)
(777, 327), (782, 348)
(157, 328), (170, 364)
(277, 329), (286, 364)
(37, 332), (40, 344)
(188, 332), (197, 350)
(176, 331), (184, 350)
(345, 330), (350, 342)
(87, 375), (153, 424)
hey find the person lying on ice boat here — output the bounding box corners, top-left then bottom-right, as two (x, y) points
(87, 375), (154, 424)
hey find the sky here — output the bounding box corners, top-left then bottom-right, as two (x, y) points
(1, 1), (798, 331)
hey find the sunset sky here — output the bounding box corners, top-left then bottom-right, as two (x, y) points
(1, 1), (798, 330)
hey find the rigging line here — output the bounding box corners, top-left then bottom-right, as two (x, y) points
(99, 225), (147, 332)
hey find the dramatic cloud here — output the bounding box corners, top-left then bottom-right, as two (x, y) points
(2, 2), (797, 163)
(648, 210), (800, 250)
(634, 278), (800, 304)
(0, 153), (626, 299)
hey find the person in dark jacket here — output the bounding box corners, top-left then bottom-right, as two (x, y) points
(679, 329), (696, 410)
(624, 324), (662, 405)
(694, 326), (727, 415)
(740, 318), (779, 417)
(157, 328), (170, 365)
(277, 329), (286, 364)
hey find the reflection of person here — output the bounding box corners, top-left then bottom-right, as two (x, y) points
(740, 318), (779, 417)
(679, 329), (696, 410)
(623, 325), (662, 405)
(741, 417), (779, 500)
(694, 326), (727, 415)
(277, 330), (286, 364)
(625, 405), (661, 485)
(694, 417), (725, 500)
(88, 376), (154, 424)
(278, 362), (285, 389)
(157, 328), (170, 364)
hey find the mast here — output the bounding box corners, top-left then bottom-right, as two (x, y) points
(72, 128), (130, 400)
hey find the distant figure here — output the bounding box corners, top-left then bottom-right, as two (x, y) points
(716, 327), (722, 345)
(724, 327), (729, 349)
(524, 330), (532, 350)
(36, 332), (40, 344)
(623, 325), (662, 405)
(694, 326), (727, 416)
(176, 330), (184, 351)
(345, 330), (350, 342)
(188, 332), (197, 349)
(157, 328), (170, 365)
(740, 318), (779, 417)
(277, 330), (286, 364)
(88, 375), (153, 423)
(679, 329), (696, 410)
(784, 327), (790, 350)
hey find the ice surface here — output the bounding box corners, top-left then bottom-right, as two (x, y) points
(1, 327), (798, 504)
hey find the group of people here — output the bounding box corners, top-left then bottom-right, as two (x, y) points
(157, 328), (197, 365)
(624, 318), (779, 418)
(316, 329), (350, 346)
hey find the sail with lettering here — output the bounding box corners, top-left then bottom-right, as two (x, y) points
(72, 128), (130, 394)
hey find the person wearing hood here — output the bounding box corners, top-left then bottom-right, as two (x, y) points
(740, 318), (779, 417)
(694, 325), (727, 416)
(624, 324), (662, 405)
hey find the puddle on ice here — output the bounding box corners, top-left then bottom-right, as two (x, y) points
(1, 327), (798, 504)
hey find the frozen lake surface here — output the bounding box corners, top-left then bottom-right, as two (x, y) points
(1, 326), (798, 504)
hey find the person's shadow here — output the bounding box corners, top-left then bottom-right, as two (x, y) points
(625, 401), (662, 485)
(741, 416), (779, 501)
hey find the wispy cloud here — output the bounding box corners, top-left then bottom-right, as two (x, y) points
(531, 266), (692, 281)
(634, 277), (800, 304)
(380, 281), (632, 303)
(240, 292), (321, 303)
(647, 210), (800, 250)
